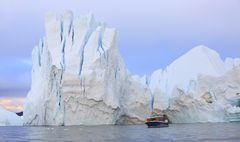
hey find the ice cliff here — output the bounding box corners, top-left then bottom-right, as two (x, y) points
(24, 11), (240, 125)
(0, 106), (23, 126)
(23, 11), (150, 125)
(164, 67), (240, 123)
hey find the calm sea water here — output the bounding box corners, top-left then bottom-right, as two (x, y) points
(0, 123), (239, 142)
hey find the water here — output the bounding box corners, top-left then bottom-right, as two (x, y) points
(0, 123), (240, 142)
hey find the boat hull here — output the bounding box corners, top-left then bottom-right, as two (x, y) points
(145, 121), (169, 128)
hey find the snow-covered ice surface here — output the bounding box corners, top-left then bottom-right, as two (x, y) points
(0, 106), (23, 126)
(24, 11), (240, 125)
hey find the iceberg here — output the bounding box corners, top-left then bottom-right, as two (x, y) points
(148, 46), (240, 122)
(24, 11), (240, 125)
(0, 106), (23, 126)
(23, 11), (150, 125)
(149, 46), (227, 109)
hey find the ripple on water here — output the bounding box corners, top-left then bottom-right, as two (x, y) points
(0, 123), (239, 142)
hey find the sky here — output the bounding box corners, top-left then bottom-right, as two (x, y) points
(0, 0), (240, 111)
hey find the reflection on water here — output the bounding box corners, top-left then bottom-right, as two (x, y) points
(0, 123), (240, 142)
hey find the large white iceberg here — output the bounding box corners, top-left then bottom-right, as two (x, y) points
(23, 11), (150, 125)
(0, 106), (22, 126)
(24, 11), (240, 125)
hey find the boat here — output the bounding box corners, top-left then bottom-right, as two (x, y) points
(145, 114), (169, 128)
(145, 95), (169, 128)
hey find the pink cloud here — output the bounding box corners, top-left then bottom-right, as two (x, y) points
(0, 97), (25, 112)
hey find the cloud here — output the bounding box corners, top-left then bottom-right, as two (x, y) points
(0, 58), (30, 99)
(0, 97), (25, 112)
(0, 58), (31, 90)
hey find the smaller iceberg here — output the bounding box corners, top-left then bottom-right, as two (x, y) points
(0, 106), (23, 126)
